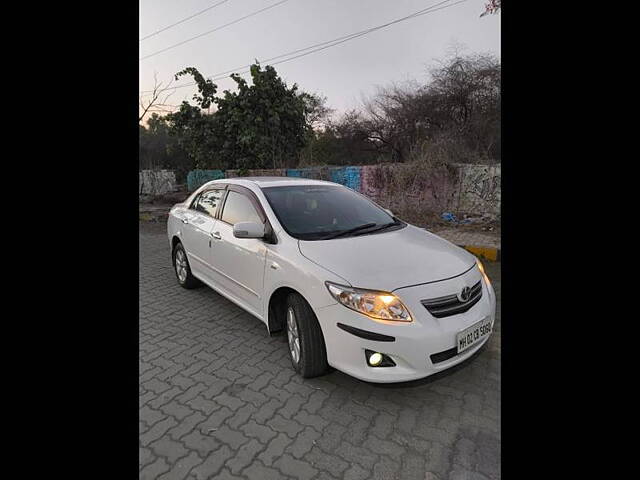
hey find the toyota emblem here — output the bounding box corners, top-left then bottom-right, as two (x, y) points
(458, 286), (471, 303)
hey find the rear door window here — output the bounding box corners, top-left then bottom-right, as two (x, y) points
(189, 193), (201, 210)
(196, 189), (224, 218)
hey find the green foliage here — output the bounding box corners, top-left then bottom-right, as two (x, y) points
(175, 67), (218, 109)
(299, 125), (379, 167)
(165, 64), (319, 171)
(164, 103), (220, 170)
(142, 53), (500, 174)
(139, 113), (192, 182)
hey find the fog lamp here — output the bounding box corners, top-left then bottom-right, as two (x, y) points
(369, 352), (383, 366)
(365, 350), (396, 367)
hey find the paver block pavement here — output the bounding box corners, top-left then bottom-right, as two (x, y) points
(139, 226), (501, 479)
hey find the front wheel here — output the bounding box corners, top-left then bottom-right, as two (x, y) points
(285, 293), (328, 378)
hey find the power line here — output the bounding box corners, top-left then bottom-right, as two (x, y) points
(139, 0), (290, 61)
(260, 1), (468, 73)
(140, 0), (231, 42)
(140, 0), (465, 96)
(140, 0), (457, 94)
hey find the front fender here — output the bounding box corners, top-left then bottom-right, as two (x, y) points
(262, 239), (347, 317)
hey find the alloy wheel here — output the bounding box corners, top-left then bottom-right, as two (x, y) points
(286, 307), (301, 365)
(175, 249), (188, 283)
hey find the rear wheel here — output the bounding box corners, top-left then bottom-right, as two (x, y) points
(172, 242), (201, 289)
(285, 292), (328, 378)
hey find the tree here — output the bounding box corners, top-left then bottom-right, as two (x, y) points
(139, 113), (192, 182)
(314, 51), (500, 164)
(427, 52), (501, 161)
(164, 64), (316, 170)
(300, 93), (332, 130)
(299, 109), (381, 166)
(481, 0), (501, 17)
(162, 104), (220, 170)
(139, 73), (176, 124)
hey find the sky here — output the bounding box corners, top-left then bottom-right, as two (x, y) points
(139, 0), (500, 119)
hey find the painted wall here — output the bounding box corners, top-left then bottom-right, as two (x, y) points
(456, 164), (501, 217)
(187, 169), (225, 191)
(139, 170), (176, 196)
(226, 168), (286, 179)
(184, 163), (500, 218)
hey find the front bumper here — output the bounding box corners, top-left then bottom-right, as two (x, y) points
(315, 267), (496, 383)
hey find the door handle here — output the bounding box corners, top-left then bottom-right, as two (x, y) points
(181, 218), (189, 224)
(210, 232), (221, 240)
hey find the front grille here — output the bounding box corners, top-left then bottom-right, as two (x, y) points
(421, 280), (482, 318)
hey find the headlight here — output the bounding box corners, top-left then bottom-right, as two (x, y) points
(325, 282), (412, 322)
(476, 259), (492, 288)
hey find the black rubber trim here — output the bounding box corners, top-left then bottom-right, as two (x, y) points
(430, 347), (460, 364)
(336, 323), (395, 342)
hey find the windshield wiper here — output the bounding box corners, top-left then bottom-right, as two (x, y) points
(320, 223), (377, 240)
(353, 220), (402, 236)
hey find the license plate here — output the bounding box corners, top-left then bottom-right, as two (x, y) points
(456, 317), (493, 353)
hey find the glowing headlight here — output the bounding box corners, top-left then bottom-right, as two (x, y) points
(325, 282), (412, 322)
(476, 259), (492, 288)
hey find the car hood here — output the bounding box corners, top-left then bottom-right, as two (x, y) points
(298, 224), (476, 291)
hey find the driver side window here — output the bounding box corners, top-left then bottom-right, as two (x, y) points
(221, 191), (262, 225)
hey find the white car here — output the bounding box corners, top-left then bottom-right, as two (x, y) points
(167, 177), (496, 383)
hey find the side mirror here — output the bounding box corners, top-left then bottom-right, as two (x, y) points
(233, 221), (265, 239)
(384, 208), (393, 217)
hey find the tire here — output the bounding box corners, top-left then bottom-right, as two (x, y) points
(172, 242), (201, 289)
(285, 292), (328, 378)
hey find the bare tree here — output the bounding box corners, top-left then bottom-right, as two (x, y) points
(325, 51), (500, 165)
(481, 0), (501, 17)
(139, 73), (176, 124)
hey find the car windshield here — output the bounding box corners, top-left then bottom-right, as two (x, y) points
(261, 185), (403, 240)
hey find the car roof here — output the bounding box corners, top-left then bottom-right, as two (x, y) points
(207, 176), (339, 188)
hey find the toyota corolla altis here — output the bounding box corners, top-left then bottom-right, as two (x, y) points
(167, 177), (496, 383)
